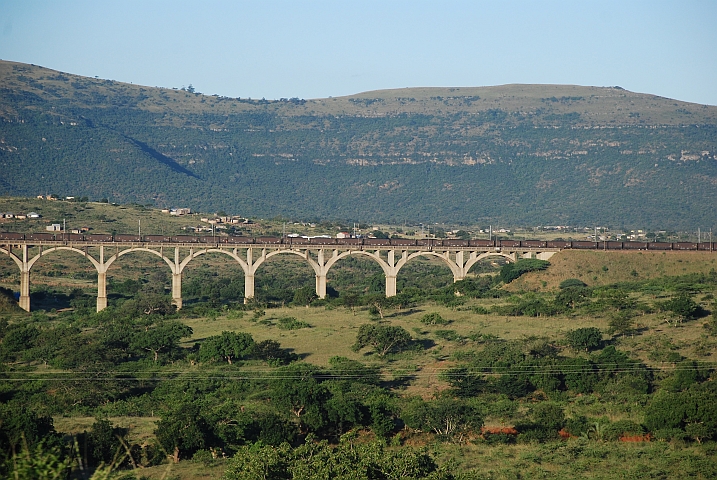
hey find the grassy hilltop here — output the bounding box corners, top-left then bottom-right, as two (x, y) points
(1, 60), (716, 228)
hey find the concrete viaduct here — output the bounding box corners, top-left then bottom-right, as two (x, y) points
(0, 239), (559, 312)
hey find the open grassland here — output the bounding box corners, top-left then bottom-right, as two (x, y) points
(509, 250), (717, 291)
(180, 294), (715, 383)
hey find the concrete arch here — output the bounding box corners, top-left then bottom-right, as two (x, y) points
(323, 250), (392, 277)
(252, 249), (321, 277)
(27, 246), (102, 272)
(179, 248), (250, 275)
(464, 252), (515, 275)
(104, 247), (176, 274)
(0, 247), (22, 270)
(395, 251), (462, 279)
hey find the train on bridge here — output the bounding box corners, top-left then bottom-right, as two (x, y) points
(0, 232), (714, 251)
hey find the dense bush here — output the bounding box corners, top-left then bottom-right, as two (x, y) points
(351, 324), (412, 356)
(499, 259), (550, 284)
(565, 327), (602, 352)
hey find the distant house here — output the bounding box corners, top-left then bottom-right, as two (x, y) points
(27, 212), (41, 218)
(170, 208), (191, 216)
(46, 224), (62, 231)
(336, 232), (351, 238)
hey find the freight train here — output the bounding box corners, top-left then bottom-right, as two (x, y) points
(0, 232), (714, 251)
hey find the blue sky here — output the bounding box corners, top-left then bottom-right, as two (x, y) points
(1, 0), (715, 105)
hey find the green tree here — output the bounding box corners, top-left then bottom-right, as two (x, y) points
(402, 396), (483, 442)
(292, 286), (317, 307)
(0, 402), (59, 466)
(131, 321), (193, 362)
(351, 324), (411, 357)
(83, 418), (127, 468)
(200, 331), (255, 364)
(554, 286), (591, 310)
(341, 293), (360, 315)
(362, 294), (394, 319)
(660, 294), (703, 323)
(531, 402), (565, 432)
(270, 364), (330, 432)
(155, 401), (212, 463)
(251, 339), (296, 365)
(608, 310), (635, 336)
(499, 259), (550, 284)
(565, 327), (602, 352)
(421, 313), (450, 325)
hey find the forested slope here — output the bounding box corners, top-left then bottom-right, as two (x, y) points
(1, 60), (716, 228)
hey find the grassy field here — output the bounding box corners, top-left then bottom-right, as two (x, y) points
(511, 250), (717, 291)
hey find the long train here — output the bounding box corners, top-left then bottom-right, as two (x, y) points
(0, 232), (714, 251)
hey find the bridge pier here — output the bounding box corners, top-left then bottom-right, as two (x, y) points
(171, 273), (183, 309)
(386, 275), (397, 297)
(19, 244), (30, 312)
(316, 274), (327, 299)
(536, 251), (556, 260)
(19, 269), (30, 312)
(97, 271), (107, 312)
(244, 274), (255, 303)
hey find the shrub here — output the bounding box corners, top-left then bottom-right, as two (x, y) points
(565, 327), (602, 352)
(560, 278), (588, 289)
(434, 330), (462, 342)
(659, 293), (704, 323)
(499, 259), (550, 284)
(420, 313), (450, 325)
(277, 317), (311, 330)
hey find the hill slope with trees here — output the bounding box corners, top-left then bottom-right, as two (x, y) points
(1, 60), (716, 228)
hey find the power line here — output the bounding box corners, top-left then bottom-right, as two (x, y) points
(2, 361), (714, 382)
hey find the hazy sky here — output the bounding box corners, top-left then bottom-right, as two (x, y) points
(1, 0), (715, 105)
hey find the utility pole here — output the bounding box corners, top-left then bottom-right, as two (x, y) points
(138, 219), (141, 238)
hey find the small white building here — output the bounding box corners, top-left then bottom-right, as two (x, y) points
(46, 224), (62, 231)
(170, 208), (191, 216)
(336, 232), (351, 238)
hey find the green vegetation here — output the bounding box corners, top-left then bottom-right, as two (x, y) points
(1, 237), (717, 478)
(1, 61), (716, 228)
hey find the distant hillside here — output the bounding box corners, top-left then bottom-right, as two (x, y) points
(1, 60), (716, 228)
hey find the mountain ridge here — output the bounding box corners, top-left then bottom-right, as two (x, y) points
(1, 60), (716, 229)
